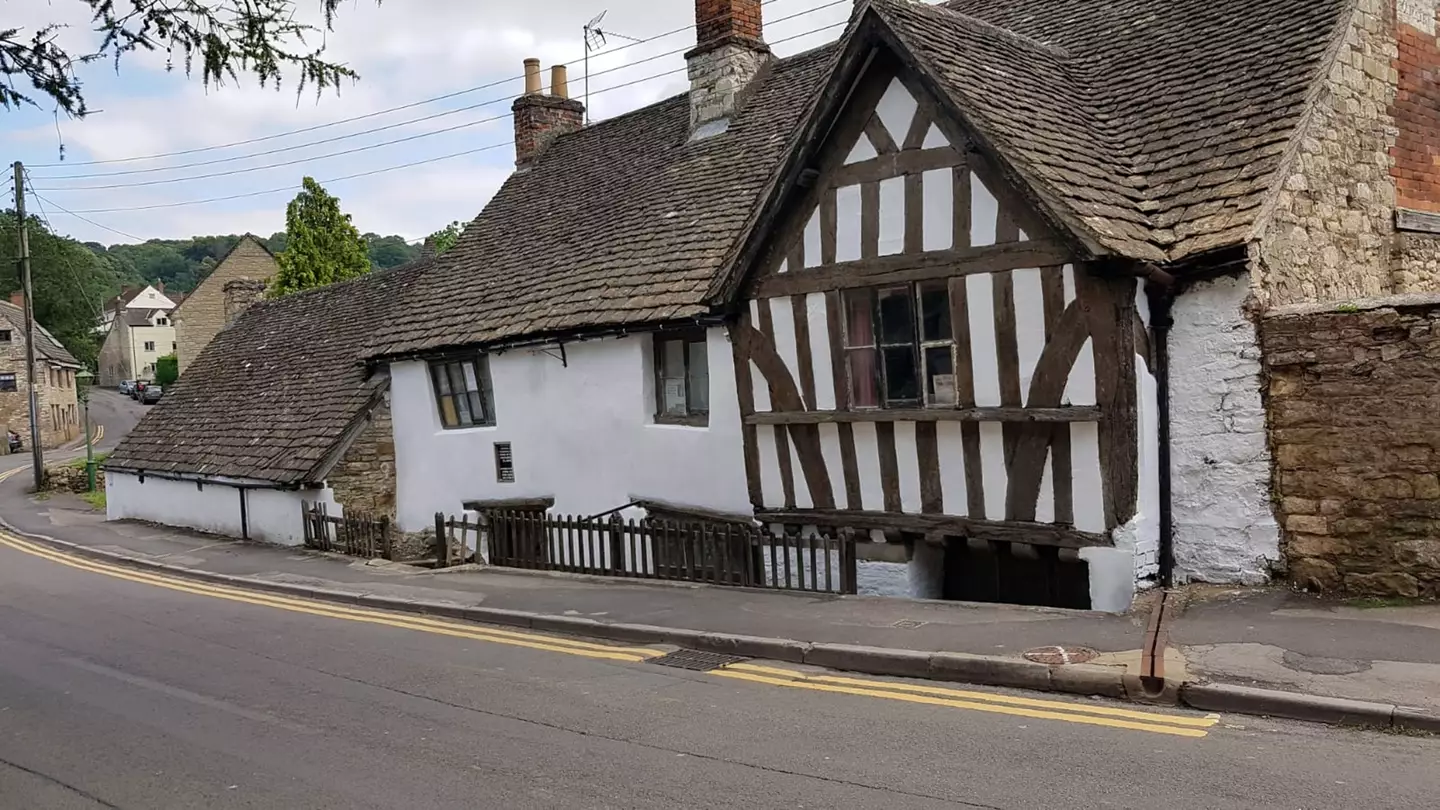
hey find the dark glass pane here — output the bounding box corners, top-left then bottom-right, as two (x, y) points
(687, 339), (709, 412)
(920, 282), (951, 342)
(658, 338), (688, 415)
(877, 287), (914, 346)
(883, 346), (919, 402)
(848, 348), (879, 407)
(844, 290), (875, 348)
(438, 395), (459, 427)
(432, 364), (452, 396)
(925, 345), (956, 405)
(467, 390), (487, 424)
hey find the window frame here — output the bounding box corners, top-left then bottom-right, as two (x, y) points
(842, 281), (958, 410)
(652, 329), (710, 427)
(0, 373), (16, 392)
(428, 354), (496, 430)
(143, 340), (156, 352)
(0, 329), (11, 342)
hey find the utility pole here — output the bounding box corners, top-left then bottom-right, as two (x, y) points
(12, 162), (43, 490)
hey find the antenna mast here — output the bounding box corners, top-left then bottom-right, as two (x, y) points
(583, 10), (643, 125)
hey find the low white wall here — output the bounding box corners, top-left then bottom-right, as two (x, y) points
(390, 328), (750, 532)
(1168, 273), (1279, 583)
(106, 472), (337, 546)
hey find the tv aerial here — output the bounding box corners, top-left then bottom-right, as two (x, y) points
(582, 10), (642, 123)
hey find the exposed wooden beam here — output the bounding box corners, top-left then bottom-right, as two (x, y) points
(756, 508), (1113, 549)
(832, 147), (963, 186)
(745, 406), (1101, 425)
(754, 241), (1072, 298)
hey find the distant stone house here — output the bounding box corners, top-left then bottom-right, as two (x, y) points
(104, 258), (428, 544)
(103, 0), (1440, 605)
(0, 295), (82, 449)
(97, 283), (179, 385)
(173, 235), (277, 375)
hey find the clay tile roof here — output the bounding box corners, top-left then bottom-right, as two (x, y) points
(106, 257), (434, 484)
(367, 43), (839, 359)
(0, 301), (81, 368)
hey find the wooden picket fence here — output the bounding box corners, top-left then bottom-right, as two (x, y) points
(302, 502), (393, 559)
(480, 510), (857, 594)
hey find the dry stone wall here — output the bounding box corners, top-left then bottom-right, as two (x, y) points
(1264, 294), (1440, 598)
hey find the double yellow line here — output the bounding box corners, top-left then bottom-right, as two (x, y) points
(713, 662), (1219, 737)
(0, 530), (662, 664)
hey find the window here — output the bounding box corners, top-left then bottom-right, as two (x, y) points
(0, 373), (15, 392)
(429, 355), (494, 428)
(172, 342), (177, 351)
(144, 341), (156, 352)
(653, 330), (709, 425)
(156, 317), (168, 325)
(843, 282), (956, 408)
(0, 330), (11, 342)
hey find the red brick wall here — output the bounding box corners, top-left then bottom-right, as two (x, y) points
(512, 96), (584, 167)
(695, 0), (763, 50)
(1393, 9), (1440, 211)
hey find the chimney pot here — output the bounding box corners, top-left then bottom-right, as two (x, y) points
(9, 292), (22, 309)
(523, 58), (543, 95)
(551, 65), (569, 100)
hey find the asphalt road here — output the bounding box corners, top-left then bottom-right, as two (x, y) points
(0, 533), (1437, 809)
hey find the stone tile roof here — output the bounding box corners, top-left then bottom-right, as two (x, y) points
(106, 258), (433, 484)
(367, 44), (839, 358)
(0, 301), (81, 368)
(932, 0), (1351, 260)
(370, 0), (1346, 357)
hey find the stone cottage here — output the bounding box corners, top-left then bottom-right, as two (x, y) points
(0, 295), (82, 449)
(173, 235), (277, 375)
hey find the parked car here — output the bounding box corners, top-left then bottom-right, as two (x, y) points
(140, 385), (163, 404)
(131, 381), (147, 400)
(7, 430), (20, 453)
(119, 380), (136, 395)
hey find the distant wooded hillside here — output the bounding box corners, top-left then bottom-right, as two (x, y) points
(90, 233), (421, 294)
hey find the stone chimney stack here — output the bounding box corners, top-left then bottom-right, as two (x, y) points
(512, 59), (585, 169)
(223, 279), (268, 327)
(686, 0), (770, 133)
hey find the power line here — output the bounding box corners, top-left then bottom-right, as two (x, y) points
(27, 190), (150, 242)
(42, 17), (849, 219)
(26, 0), (804, 170)
(34, 0), (848, 186)
(22, 170), (109, 326)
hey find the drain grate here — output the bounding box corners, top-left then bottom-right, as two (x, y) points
(892, 619), (926, 629)
(1022, 645), (1099, 665)
(648, 649), (750, 671)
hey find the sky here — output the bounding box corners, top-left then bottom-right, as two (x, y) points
(3, 0), (856, 246)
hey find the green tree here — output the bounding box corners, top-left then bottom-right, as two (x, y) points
(427, 221), (467, 256)
(0, 211), (117, 369)
(366, 233), (420, 269)
(269, 177), (370, 297)
(154, 354), (178, 386)
(2, 1), (376, 119)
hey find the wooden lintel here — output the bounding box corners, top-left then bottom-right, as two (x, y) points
(631, 496), (757, 526)
(756, 509), (1112, 549)
(462, 496), (554, 511)
(745, 406), (1101, 426)
(754, 241), (1072, 298)
(1397, 207), (1440, 235)
(832, 147), (963, 186)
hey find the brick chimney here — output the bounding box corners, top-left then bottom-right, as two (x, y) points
(512, 60), (585, 168)
(222, 279), (268, 327)
(156, 280), (165, 294)
(686, 0), (770, 133)
(8, 292), (22, 309)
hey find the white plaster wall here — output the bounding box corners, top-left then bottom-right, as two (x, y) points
(106, 472), (334, 546)
(390, 328), (749, 532)
(1169, 273), (1279, 584)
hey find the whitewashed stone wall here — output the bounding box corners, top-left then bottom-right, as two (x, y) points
(1169, 274), (1280, 583)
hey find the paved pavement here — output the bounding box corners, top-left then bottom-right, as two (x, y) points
(2, 530), (1438, 809)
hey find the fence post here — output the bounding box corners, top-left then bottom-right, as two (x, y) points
(839, 527), (858, 594)
(380, 516), (393, 560)
(434, 512), (448, 568)
(608, 515), (625, 575)
(302, 504), (312, 548)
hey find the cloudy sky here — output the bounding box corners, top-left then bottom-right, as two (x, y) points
(3, 0), (855, 245)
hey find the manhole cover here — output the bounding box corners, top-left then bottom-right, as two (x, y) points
(892, 619), (926, 629)
(648, 649), (749, 671)
(1022, 645), (1098, 665)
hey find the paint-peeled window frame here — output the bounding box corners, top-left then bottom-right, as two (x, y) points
(653, 329), (709, 427)
(429, 354), (496, 429)
(842, 281), (956, 409)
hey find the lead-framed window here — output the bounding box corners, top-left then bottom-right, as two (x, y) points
(429, 355), (495, 429)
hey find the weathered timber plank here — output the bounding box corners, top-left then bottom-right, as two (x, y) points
(953, 164), (972, 250)
(832, 147), (963, 186)
(904, 172), (924, 254)
(838, 422), (862, 510)
(915, 421), (942, 513)
(826, 290), (849, 410)
(820, 188), (838, 267)
(755, 509), (1113, 549)
(792, 294), (816, 411)
(744, 406), (1102, 425)
(876, 421), (901, 512)
(962, 421), (986, 519)
(774, 425), (797, 510)
(864, 114), (899, 155)
(861, 181), (880, 260)
(753, 241), (1073, 299)
(993, 268), (1022, 473)
(732, 316), (764, 509)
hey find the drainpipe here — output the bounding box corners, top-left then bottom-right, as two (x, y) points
(239, 488), (250, 541)
(1147, 282), (1176, 588)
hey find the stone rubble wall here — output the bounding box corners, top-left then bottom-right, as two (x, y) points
(326, 398), (397, 517)
(175, 238), (275, 374)
(1263, 294), (1440, 598)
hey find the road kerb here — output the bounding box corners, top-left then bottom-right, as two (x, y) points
(1180, 682), (1396, 728)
